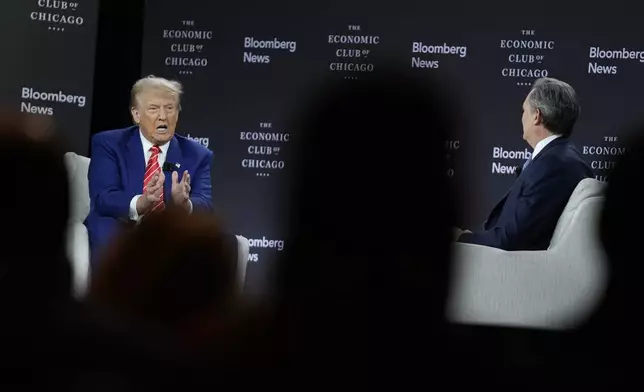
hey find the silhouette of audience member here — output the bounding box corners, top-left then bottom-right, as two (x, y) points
(89, 208), (241, 349)
(0, 112), (71, 308)
(0, 112), (103, 386)
(576, 125), (644, 385)
(0, 113), (78, 383)
(209, 68), (469, 385)
(0, 112), (194, 389)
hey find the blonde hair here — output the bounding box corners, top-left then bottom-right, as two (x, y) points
(130, 75), (183, 109)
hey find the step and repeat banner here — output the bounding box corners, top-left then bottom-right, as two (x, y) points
(141, 1), (644, 294)
(0, 0), (100, 155)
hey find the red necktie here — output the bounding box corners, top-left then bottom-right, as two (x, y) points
(143, 145), (165, 213)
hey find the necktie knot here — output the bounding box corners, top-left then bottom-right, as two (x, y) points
(150, 145), (161, 154)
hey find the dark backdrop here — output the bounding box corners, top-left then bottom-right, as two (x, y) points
(136, 0), (644, 294)
(0, 0), (632, 376)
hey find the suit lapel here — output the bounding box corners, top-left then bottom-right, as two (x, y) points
(520, 137), (568, 178)
(164, 137), (183, 205)
(125, 127), (145, 195)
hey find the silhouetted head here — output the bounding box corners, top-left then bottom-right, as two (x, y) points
(599, 126), (644, 320)
(89, 208), (239, 339)
(0, 110), (71, 302)
(276, 67), (457, 329)
(579, 123), (644, 372)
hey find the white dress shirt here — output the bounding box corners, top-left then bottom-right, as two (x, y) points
(129, 131), (192, 220)
(532, 134), (561, 160)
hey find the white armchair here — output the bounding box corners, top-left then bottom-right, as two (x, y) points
(64, 152), (91, 298)
(447, 178), (609, 330)
(63, 152), (250, 297)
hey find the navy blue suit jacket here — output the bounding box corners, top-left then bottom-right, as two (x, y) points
(458, 137), (593, 250)
(85, 126), (213, 261)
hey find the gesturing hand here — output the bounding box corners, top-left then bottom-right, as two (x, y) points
(136, 169), (164, 214)
(171, 170), (191, 207)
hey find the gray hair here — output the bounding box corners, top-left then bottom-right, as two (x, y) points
(528, 77), (579, 137)
(130, 75), (183, 109)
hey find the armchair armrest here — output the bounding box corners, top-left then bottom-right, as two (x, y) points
(235, 235), (250, 292)
(66, 221), (90, 298)
(447, 242), (593, 330)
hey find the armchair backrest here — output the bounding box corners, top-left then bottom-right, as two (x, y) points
(64, 152), (91, 224)
(549, 178), (606, 250)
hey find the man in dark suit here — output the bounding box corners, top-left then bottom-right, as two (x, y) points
(455, 77), (593, 250)
(85, 75), (213, 264)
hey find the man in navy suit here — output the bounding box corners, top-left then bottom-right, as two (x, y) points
(455, 77), (593, 250)
(85, 75), (213, 264)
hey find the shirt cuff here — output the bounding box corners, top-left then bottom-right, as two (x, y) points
(129, 195), (141, 221)
(187, 199), (193, 214)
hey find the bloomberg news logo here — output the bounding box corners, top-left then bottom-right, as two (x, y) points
(247, 236), (285, 263)
(491, 146), (531, 175)
(20, 87), (86, 116)
(185, 134), (209, 148)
